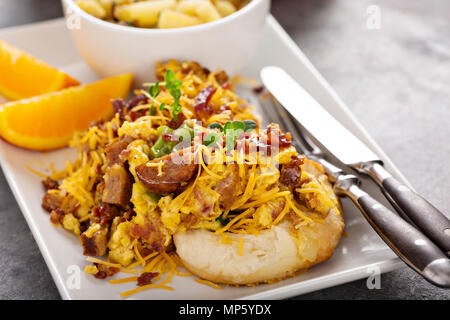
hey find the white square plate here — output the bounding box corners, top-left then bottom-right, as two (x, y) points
(0, 16), (406, 300)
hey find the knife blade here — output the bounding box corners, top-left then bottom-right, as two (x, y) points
(260, 66), (450, 256)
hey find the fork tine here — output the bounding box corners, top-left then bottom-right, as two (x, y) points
(287, 112), (324, 156)
(258, 92), (316, 156)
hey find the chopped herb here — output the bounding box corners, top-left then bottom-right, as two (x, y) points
(150, 105), (156, 115)
(151, 126), (176, 159)
(204, 132), (222, 147)
(146, 191), (162, 204)
(243, 120), (257, 132)
(216, 213), (230, 226)
(223, 121), (244, 150)
(149, 81), (160, 98)
(223, 121), (233, 133)
(203, 120), (257, 150)
(225, 131), (235, 151)
(159, 102), (166, 111)
(208, 123), (223, 132)
(164, 70), (183, 122)
(232, 121), (246, 132)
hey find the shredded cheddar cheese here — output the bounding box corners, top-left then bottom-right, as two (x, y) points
(145, 161), (165, 176)
(86, 257), (121, 269)
(109, 276), (138, 284)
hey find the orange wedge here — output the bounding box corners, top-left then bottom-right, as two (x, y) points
(0, 39), (80, 100)
(0, 73), (133, 151)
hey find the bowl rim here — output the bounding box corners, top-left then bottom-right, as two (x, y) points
(62, 0), (268, 34)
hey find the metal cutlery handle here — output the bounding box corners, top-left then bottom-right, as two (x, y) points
(335, 174), (450, 288)
(354, 161), (450, 256)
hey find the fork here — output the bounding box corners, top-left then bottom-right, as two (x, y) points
(255, 91), (450, 288)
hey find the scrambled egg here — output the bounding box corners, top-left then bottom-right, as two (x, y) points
(299, 178), (336, 217)
(158, 195), (180, 232)
(131, 182), (158, 217)
(253, 198), (285, 227)
(84, 223), (101, 238)
(118, 119), (158, 141)
(108, 221), (134, 266)
(62, 214), (81, 236)
(126, 139), (150, 179)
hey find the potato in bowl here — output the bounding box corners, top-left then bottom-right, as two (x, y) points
(75, 0), (252, 29)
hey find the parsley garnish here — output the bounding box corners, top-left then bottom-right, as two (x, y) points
(216, 212), (230, 226)
(208, 123), (224, 132)
(203, 132), (222, 147)
(164, 70), (183, 121)
(148, 81), (160, 115)
(149, 81), (160, 98)
(204, 120), (258, 150)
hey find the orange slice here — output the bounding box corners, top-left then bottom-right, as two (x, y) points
(0, 73), (133, 151)
(0, 39), (80, 100)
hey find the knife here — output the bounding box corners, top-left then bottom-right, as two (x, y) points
(260, 66), (450, 256)
(260, 66), (450, 287)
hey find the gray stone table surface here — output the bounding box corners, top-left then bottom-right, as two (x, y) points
(0, 0), (448, 300)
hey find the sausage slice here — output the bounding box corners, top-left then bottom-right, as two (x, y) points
(135, 148), (198, 194)
(102, 164), (133, 207)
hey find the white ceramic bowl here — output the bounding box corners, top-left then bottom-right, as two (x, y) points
(61, 0), (270, 86)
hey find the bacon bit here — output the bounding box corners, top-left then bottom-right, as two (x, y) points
(127, 94), (149, 108)
(253, 85), (264, 94)
(50, 208), (65, 224)
(202, 205), (212, 216)
(137, 272), (159, 286)
(196, 131), (206, 144)
(181, 214), (199, 230)
(271, 199), (287, 220)
(92, 203), (120, 226)
(79, 221), (89, 233)
(214, 70), (229, 86)
(221, 82), (231, 90)
(112, 98), (126, 117)
(96, 182), (105, 196)
(151, 242), (163, 252)
(266, 124), (292, 148)
(42, 191), (64, 213)
(193, 189), (204, 204)
(194, 85), (217, 119)
(283, 132), (292, 146)
(217, 104), (230, 112)
(120, 148), (131, 159)
(96, 164), (103, 175)
(167, 112), (186, 129)
(237, 132), (252, 140)
(130, 224), (150, 240)
(280, 156), (304, 187)
(94, 263), (120, 279)
(138, 247), (154, 258)
(202, 67), (211, 75)
(42, 177), (59, 191)
(89, 118), (105, 129)
(236, 132), (253, 154)
(111, 124), (118, 137)
(94, 271), (107, 279)
(162, 133), (178, 142)
(119, 208), (136, 223)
